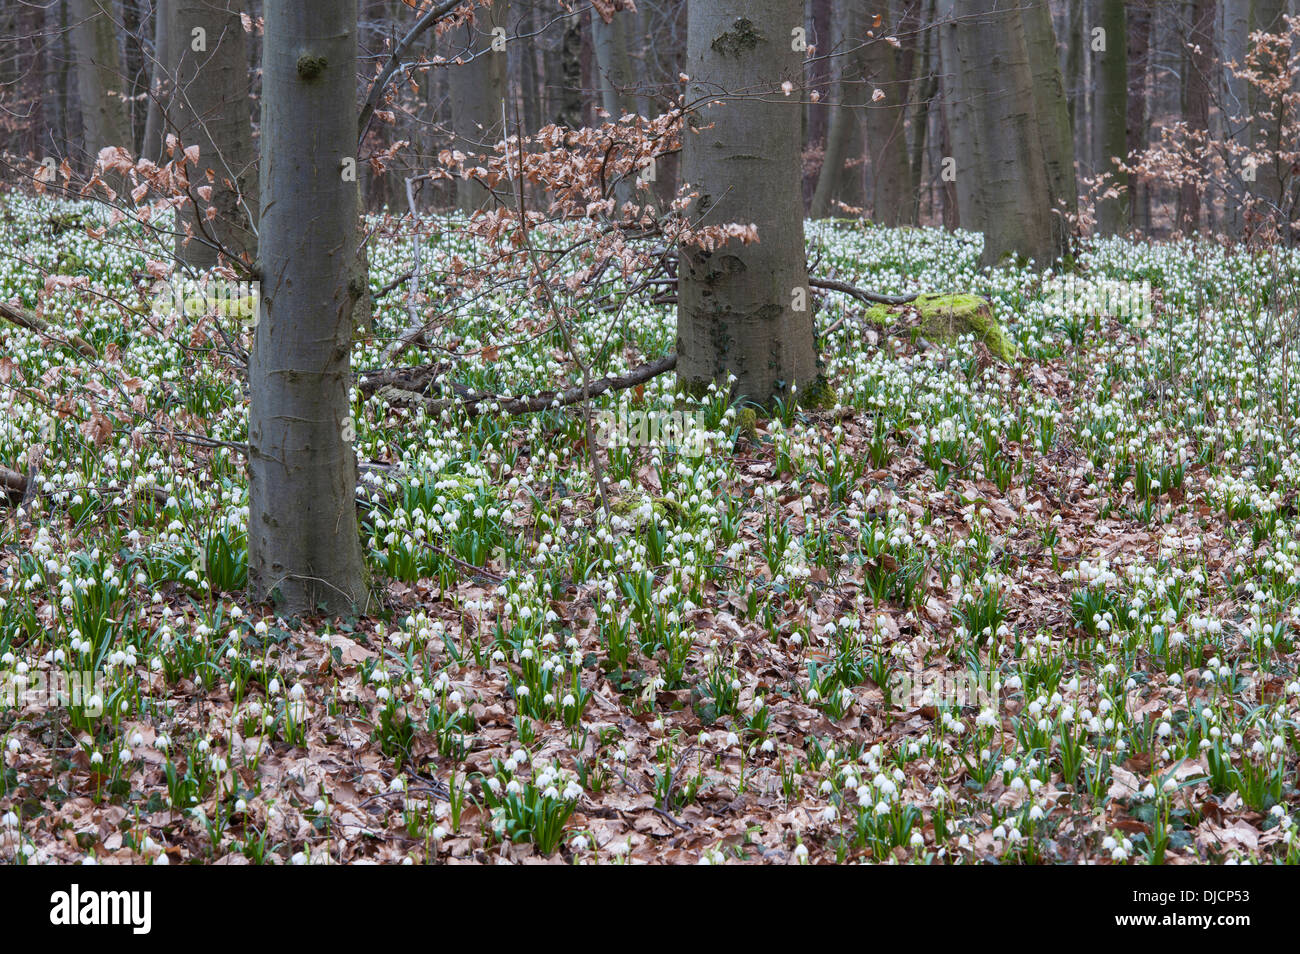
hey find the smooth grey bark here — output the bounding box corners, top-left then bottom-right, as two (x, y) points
(168, 0), (257, 267)
(142, 0), (170, 163)
(1220, 0), (1250, 117)
(1219, 0), (1250, 233)
(1248, 0), (1287, 220)
(249, 0), (369, 616)
(555, 11), (584, 127)
(1125, 0), (1151, 231)
(806, 0), (833, 151)
(69, 0), (133, 182)
(810, 0), (865, 218)
(861, 3), (912, 225)
(935, 27), (959, 229)
(937, 0), (1061, 266)
(809, 89), (864, 218)
(677, 1), (817, 405)
(1094, 0), (1127, 233)
(1064, 0), (1084, 146)
(592, 3), (640, 208)
(58, 1), (77, 162)
(592, 4), (638, 120)
(630, 0), (655, 119)
(449, 0), (509, 212)
(121, 0), (147, 154)
(1179, 0), (1215, 232)
(1023, 0), (1077, 245)
(908, 0), (939, 224)
(520, 0), (542, 133)
(20, 0), (47, 159)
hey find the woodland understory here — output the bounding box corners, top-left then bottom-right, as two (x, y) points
(2, 192), (1300, 864)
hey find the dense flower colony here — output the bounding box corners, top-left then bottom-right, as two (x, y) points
(0, 192), (1298, 864)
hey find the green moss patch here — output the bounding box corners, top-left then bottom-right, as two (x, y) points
(856, 293), (1017, 362)
(710, 18), (766, 57)
(798, 374), (837, 410)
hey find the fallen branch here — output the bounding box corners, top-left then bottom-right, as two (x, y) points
(807, 276), (918, 306)
(373, 269), (416, 301)
(0, 466), (27, 495)
(0, 300), (99, 359)
(355, 362), (448, 397)
(373, 354), (677, 418)
(425, 545), (504, 584)
(1, 464), (170, 508)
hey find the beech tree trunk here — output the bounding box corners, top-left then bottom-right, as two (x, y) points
(592, 3), (638, 121)
(69, 0), (133, 183)
(805, 0), (833, 153)
(908, 0), (939, 224)
(1023, 0), (1077, 246)
(1094, 0), (1127, 233)
(1179, 0), (1215, 232)
(519, 0), (542, 134)
(1064, 0), (1084, 155)
(167, 0), (257, 267)
(1248, 0), (1287, 222)
(592, 3), (639, 208)
(677, 1), (817, 406)
(810, 0), (865, 218)
(248, 0), (369, 616)
(121, 0), (147, 154)
(449, 0), (509, 212)
(142, 0), (170, 163)
(936, 38), (959, 230)
(937, 0), (1063, 266)
(861, 3), (912, 225)
(1125, 0), (1152, 231)
(1219, 0), (1250, 234)
(555, 11), (584, 127)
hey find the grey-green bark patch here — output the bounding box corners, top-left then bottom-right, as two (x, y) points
(711, 18), (765, 57)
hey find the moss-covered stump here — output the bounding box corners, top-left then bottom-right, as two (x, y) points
(735, 406), (760, 443)
(609, 486), (679, 527)
(797, 374), (837, 410)
(862, 293), (1017, 363)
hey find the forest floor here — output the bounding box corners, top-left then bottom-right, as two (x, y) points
(1, 193), (1299, 864)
